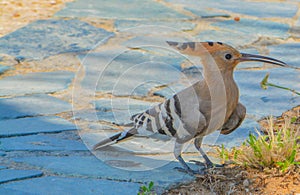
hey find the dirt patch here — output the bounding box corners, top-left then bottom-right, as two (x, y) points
(165, 165), (300, 195)
(0, 0), (73, 37)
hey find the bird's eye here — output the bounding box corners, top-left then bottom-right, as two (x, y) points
(225, 53), (232, 60)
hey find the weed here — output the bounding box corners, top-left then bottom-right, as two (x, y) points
(138, 181), (156, 195)
(236, 117), (299, 172)
(260, 73), (300, 95)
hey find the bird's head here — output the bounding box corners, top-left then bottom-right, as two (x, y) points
(166, 41), (288, 71)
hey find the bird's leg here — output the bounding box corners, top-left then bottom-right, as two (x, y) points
(192, 137), (223, 168)
(173, 142), (204, 175)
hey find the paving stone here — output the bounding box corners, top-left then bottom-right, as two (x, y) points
(197, 29), (257, 47)
(95, 97), (159, 112)
(0, 169), (43, 184)
(224, 1), (297, 18)
(0, 188), (32, 195)
(184, 7), (230, 18)
(165, 0), (297, 18)
(93, 97), (160, 125)
(235, 68), (300, 119)
(92, 110), (133, 125)
(0, 166), (7, 170)
(0, 65), (10, 74)
(56, 0), (190, 20)
(212, 19), (289, 39)
(115, 20), (196, 31)
(79, 50), (184, 96)
(0, 19), (114, 60)
(0, 94), (72, 120)
(88, 123), (118, 130)
(268, 43), (300, 68)
(0, 116), (77, 137)
(13, 155), (194, 189)
(0, 71), (74, 97)
(1, 176), (140, 195)
(0, 134), (87, 151)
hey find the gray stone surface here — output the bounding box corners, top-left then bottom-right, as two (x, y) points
(268, 43), (300, 68)
(197, 29), (257, 47)
(1, 176), (140, 195)
(185, 7), (230, 18)
(0, 71), (74, 97)
(0, 188), (32, 195)
(13, 155), (194, 189)
(0, 116), (77, 137)
(0, 65), (10, 74)
(115, 20), (196, 31)
(95, 97), (159, 112)
(0, 166), (7, 170)
(79, 50), (184, 96)
(0, 169), (43, 184)
(0, 19), (114, 60)
(165, 0), (297, 18)
(93, 97), (160, 125)
(0, 94), (72, 120)
(0, 134), (87, 151)
(56, 0), (190, 20)
(235, 68), (300, 119)
(212, 19), (290, 39)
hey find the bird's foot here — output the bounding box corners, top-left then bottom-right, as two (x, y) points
(174, 166), (206, 175)
(189, 160), (224, 169)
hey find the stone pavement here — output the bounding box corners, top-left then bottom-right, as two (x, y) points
(0, 0), (300, 194)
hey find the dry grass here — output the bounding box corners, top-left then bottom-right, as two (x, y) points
(166, 112), (300, 195)
(235, 117), (300, 172)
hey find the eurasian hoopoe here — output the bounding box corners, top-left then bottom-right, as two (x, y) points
(93, 41), (288, 174)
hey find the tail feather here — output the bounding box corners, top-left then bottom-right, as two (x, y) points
(93, 128), (136, 150)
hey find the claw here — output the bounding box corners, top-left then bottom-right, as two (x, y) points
(189, 160), (206, 167)
(174, 166), (206, 175)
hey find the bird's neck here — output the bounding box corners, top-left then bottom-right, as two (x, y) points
(203, 68), (239, 122)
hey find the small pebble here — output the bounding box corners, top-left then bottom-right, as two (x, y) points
(234, 16), (240, 22)
(243, 179), (250, 187)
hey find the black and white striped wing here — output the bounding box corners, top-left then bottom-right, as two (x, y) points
(131, 95), (183, 138)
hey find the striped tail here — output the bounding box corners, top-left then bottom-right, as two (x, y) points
(93, 128), (136, 150)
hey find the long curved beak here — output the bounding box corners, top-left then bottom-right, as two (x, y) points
(239, 53), (289, 67)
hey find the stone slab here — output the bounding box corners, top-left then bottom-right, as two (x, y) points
(0, 166), (7, 170)
(0, 71), (74, 97)
(235, 68), (300, 119)
(0, 94), (72, 120)
(0, 169), (43, 184)
(0, 65), (10, 74)
(197, 29), (257, 47)
(185, 7), (230, 18)
(115, 20), (196, 31)
(92, 98), (159, 125)
(95, 97), (159, 112)
(0, 188), (32, 195)
(79, 50), (184, 96)
(165, 0), (297, 18)
(0, 134), (87, 151)
(212, 19), (289, 39)
(1, 176), (140, 195)
(268, 43), (300, 68)
(0, 116), (77, 137)
(56, 0), (190, 20)
(0, 19), (114, 60)
(13, 155), (194, 189)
